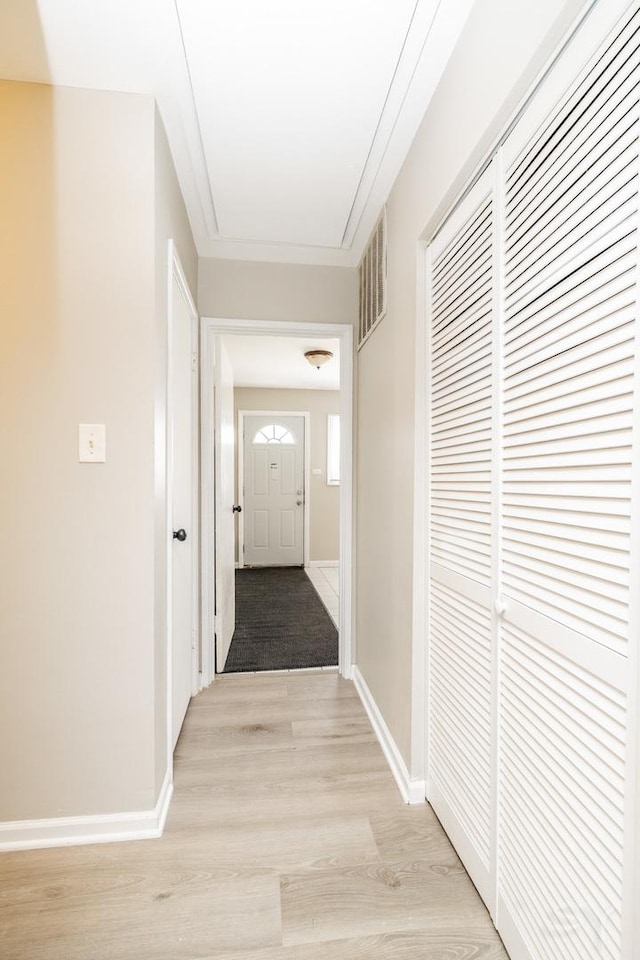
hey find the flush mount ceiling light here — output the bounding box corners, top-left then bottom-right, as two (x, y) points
(304, 349), (333, 369)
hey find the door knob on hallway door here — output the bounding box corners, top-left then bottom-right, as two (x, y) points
(233, 505), (242, 513)
(173, 528), (187, 541)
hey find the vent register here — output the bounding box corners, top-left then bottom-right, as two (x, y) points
(358, 211), (387, 347)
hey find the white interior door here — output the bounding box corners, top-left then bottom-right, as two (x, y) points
(243, 414), (305, 566)
(170, 271), (195, 749)
(214, 337), (235, 673)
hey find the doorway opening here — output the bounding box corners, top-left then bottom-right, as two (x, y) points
(200, 318), (353, 683)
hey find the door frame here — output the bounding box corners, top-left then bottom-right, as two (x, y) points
(201, 317), (354, 681)
(238, 410), (311, 569)
(165, 240), (200, 770)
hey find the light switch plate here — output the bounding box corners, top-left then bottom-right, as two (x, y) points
(312, 468), (322, 475)
(79, 424), (106, 463)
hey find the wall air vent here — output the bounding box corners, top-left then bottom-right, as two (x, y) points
(358, 209), (387, 349)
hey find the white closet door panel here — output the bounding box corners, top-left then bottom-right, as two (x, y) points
(430, 572), (493, 860)
(432, 204), (492, 289)
(502, 0), (640, 173)
(504, 275), (636, 362)
(506, 160), (638, 292)
(504, 302), (635, 381)
(497, 4), (639, 960)
(504, 233), (637, 330)
(430, 195), (494, 586)
(428, 170), (496, 909)
(499, 620), (626, 960)
(502, 3), (638, 662)
(506, 107), (639, 255)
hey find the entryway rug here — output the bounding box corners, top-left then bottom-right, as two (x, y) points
(223, 567), (338, 672)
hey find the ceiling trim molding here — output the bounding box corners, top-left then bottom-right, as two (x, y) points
(171, 0), (476, 267)
(197, 237), (359, 268)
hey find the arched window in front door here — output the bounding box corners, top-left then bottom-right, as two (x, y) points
(252, 424), (295, 445)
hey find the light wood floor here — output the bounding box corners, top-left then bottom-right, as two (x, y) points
(0, 671), (508, 959)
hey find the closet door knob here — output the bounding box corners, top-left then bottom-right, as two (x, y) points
(173, 528), (187, 542)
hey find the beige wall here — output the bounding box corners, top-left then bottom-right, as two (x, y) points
(355, 0), (588, 766)
(234, 389), (340, 563)
(0, 80), (197, 823)
(198, 259), (357, 325)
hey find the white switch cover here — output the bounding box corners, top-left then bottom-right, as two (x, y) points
(312, 468), (322, 476)
(79, 424), (106, 463)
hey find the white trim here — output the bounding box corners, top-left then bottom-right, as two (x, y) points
(200, 325), (216, 688)
(623, 66), (640, 958)
(238, 410), (311, 570)
(422, 240), (432, 802)
(412, 238), (428, 797)
(307, 560), (340, 568)
(0, 771), (173, 853)
(201, 318), (354, 680)
(489, 149), (504, 922)
(496, 895), (536, 960)
(352, 666), (426, 805)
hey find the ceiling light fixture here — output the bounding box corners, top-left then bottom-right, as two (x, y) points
(304, 349), (333, 369)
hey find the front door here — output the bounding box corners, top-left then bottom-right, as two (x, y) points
(243, 414), (305, 566)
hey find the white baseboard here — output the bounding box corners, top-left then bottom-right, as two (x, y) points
(307, 560), (339, 568)
(0, 769), (173, 852)
(352, 666), (425, 805)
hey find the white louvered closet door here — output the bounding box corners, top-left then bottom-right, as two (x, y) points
(426, 2), (640, 959)
(498, 3), (639, 958)
(427, 167), (497, 911)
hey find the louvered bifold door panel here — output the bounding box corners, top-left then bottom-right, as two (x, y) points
(427, 170), (495, 908)
(498, 2), (639, 958)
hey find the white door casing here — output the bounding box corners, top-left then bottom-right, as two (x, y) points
(214, 337), (236, 673)
(199, 318), (354, 681)
(168, 250), (198, 751)
(242, 413), (305, 567)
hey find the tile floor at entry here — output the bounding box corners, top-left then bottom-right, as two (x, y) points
(306, 564), (340, 628)
(0, 671), (507, 960)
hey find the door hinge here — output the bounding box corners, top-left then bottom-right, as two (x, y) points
(191, 352), (198, 373)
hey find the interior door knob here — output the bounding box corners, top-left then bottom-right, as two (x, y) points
(173, 528), (187, 541)
(233, 504), (242, 513)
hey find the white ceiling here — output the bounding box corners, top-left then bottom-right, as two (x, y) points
(0, 0), (476, 266)
(224, 336), (340, 391)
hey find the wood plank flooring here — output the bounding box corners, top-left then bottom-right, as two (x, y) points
(0, 671), (508, 959)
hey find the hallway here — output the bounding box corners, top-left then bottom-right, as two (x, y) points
(0, 672), (506, 958)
